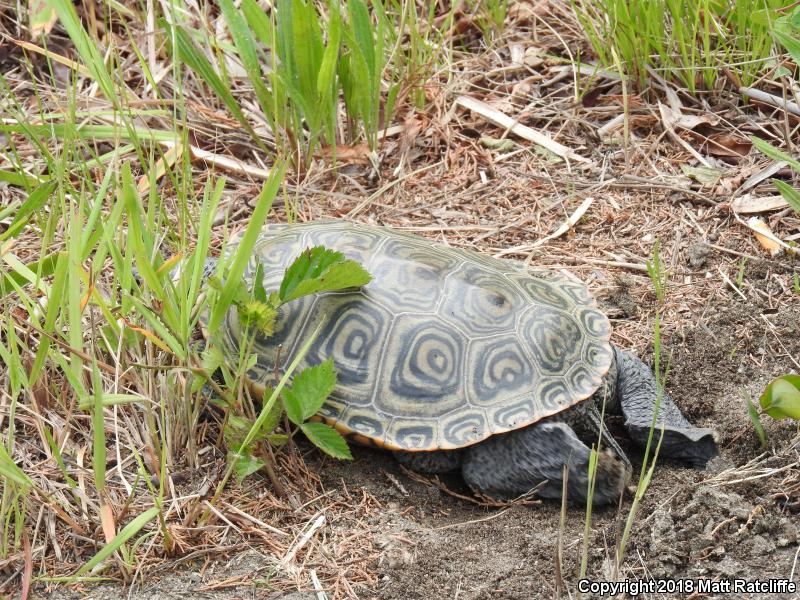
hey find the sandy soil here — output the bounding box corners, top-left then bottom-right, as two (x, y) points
(35, 261), (800, 600)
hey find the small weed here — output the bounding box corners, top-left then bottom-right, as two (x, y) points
(736, 257), (748, 288)
(615, 314), (669, 576)
(646, 240), (667, 305)
(747, 375), (800, 447)
(572, 0), (787, 92)
(466, 0), (508, 41)
(204, 243), (372, 487)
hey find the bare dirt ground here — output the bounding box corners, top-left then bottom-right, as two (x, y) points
(32, 152), (800, 600)
(5, 2), (800, 599)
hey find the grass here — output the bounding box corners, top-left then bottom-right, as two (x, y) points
(174, 0), (458, 168)
(572, 0), (788, 92)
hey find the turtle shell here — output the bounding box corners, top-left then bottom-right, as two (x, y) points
(216, 221), (613, 451)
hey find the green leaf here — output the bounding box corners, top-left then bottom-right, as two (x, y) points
(759, 375), (800, 420)
(279, 246), (371, 302)
(0, 168), (48, 188)
(750, 137), (800, 173)
(91, 360), (107, 494)
(237, 299), (277, 336)
(252, 260), (268, 303)
(0, 180), (56, 241)
(283, 358), (336, 424)
(232, 452), (266, 483)
(773, 24), (800, 68)
(29, 251), (69, 383)
(680, 164), (721, 186)
(224, 414), (253, 447)
(0, 443), (32, 488)
(47, 0), (118, 105)
(260, 386), (284, 433)
(166, 22), (263, 148)
(219, 0), (276, 131)
(746, 396), (767, 447)
(773, 180), (800, 215)
(300, 422), (352, 459)
(267, 433), (289, 447)
(241, 0), (274, 46)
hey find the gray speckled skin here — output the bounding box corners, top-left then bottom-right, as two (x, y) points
(395, 346), (718, 505)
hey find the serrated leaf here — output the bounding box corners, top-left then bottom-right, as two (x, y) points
(267, 434), (289, 447)
(232, 452), (266, 483)
(759, 375), (800, 420)
(300, 422), (352, 459)
(237, 299), (277, 336)
(252, 260), (268, 303)
(260, 386), (284, 433)
(283, 358), (336, 425)
(224, 414), (253, 447)
(279, 246), (372, 302)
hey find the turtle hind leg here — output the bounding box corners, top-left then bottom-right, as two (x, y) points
(460, 421), (630, 505)
(614, 347), (718, 467)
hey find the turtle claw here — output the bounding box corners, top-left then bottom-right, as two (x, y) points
(594, 448), (632, 503)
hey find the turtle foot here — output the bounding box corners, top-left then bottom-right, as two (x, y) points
(615, 348), (719, 468)
(462, 421), (631, 505)
(627, 424), (718, 468)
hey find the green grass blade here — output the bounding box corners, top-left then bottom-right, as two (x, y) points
(29, 252), (69, 384)
(74, 507), (160, 577)
(219, 0), (277, 130)
(167, 23), (262, 147)
(46, 0), (119, 104)
(91, 360), (107, 495)
(207, 160), (286, 334)
(751, 136), (800, 173)
(0, 181), (57, 241)
(773, 180), (800, 215)
(0, 443), (32, 488)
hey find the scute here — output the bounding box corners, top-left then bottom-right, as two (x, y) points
(520, 306), (584, 375)
(366, 238), (460, 312)
(305, 294), (391, 407)
(218, 220), (613, 451)
(379, 316), (468, 420)
(467, 337), (537, 406)
(439, 263), (524, 335)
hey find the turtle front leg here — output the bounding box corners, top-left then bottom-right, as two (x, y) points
(460, 420), (631, 505)
(613, 347), (718, 467)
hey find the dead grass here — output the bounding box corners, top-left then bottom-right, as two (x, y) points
(0, 0), (799, 598)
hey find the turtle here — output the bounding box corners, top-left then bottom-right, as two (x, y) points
(212, 220), (718, 505)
